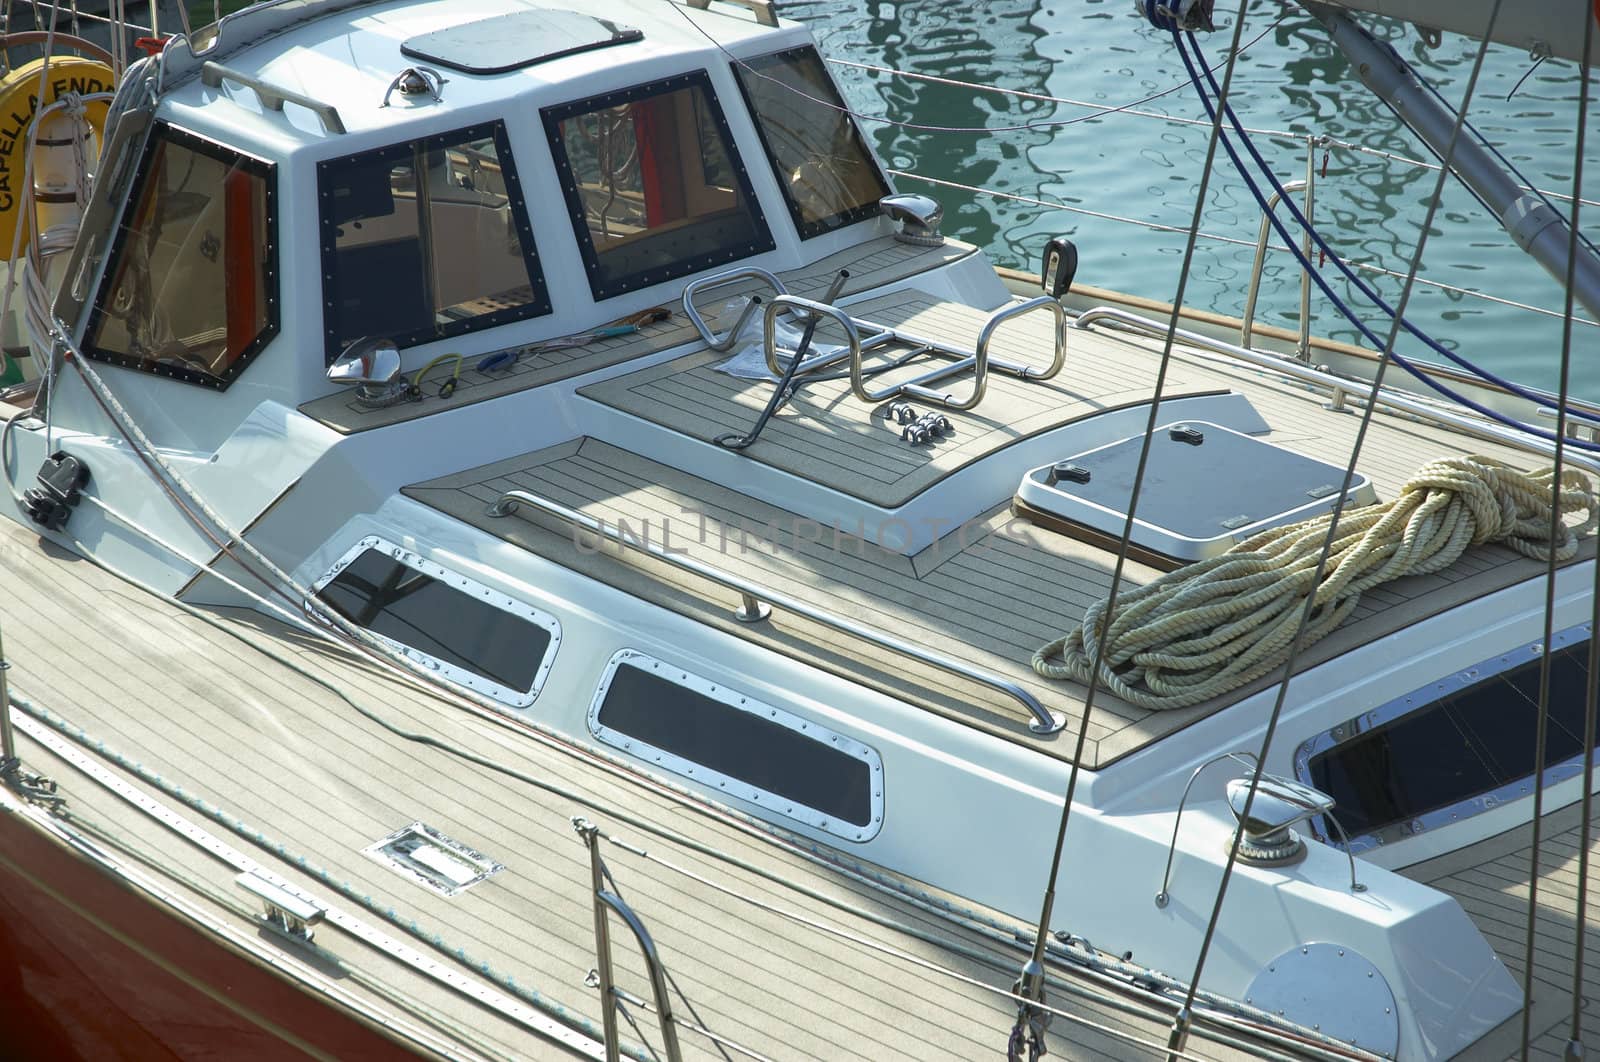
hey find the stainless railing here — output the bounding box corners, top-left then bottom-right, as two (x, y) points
(759, 293), (1068, 411)
(1240, 178), (1313, 358)
(486, 487), (1066, 735)
(684, 267), (1069, 413)
(1072, 305), (1600, 475)
(575, 818), (683, 1062)
(680, 266), (791, 352)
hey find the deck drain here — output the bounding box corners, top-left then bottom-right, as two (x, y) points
(363, 822), (503, 897)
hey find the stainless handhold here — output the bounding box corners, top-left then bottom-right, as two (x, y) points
(1226, 775), (1336, 867)
(326, 336), (403, 403)
(879, 193), (944, 246)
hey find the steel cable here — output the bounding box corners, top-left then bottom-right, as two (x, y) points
(1166, 8), (1506, 1056)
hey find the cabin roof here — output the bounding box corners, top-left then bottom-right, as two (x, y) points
(157, 0), (804, 149)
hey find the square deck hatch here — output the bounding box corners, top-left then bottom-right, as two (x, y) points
(1014, 421), (1376, 568)
(401, 11), (642, 76)
(363, 823), (503, 897)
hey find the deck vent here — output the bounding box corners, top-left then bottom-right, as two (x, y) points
(363, 823), (503, 898)
(400, 10), (642, 76)
(1014, 421), (1376, 569)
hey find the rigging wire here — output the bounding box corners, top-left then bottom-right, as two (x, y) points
(1551, 15), (1595, 1058)
(1167, 0), (1506, 1044)
(1007, 3), (1252, 1059)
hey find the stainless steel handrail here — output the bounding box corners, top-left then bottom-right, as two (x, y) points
(1240, 179), (1312, 357)
(760, 293), (1068, 411)
(1072, 305), (1600, 475)
(681, 266), (790, 352)
(487, 487), (1066, 735)
(575, 819), (683, 1062)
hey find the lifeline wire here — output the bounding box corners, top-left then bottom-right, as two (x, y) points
(1007, 4), (1253, 1060)
(1183, 31), (1600, 442)
(1168, 0), (1505, 1040)
(666, 0), (1282, 136)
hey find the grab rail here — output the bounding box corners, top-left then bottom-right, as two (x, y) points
(758, 293), (1068, 411)
(681, 266), (789, 352)
(1241, 179), (1312, 357)
(1072, 305), (1600, 475)
(200, 61), (346, 135)
(684, 0), (779, 27)
(487, 487), (1065, 735)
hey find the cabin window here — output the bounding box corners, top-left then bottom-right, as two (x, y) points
(589, 650), (883, 841)
(309, 536), (560, 708)
(1296, 623), (1593, 851)
(317, 121), (548, 363)
(543, 72), (775, 300)
(84, 124), (277, 390)
(734, 46), (891, 238)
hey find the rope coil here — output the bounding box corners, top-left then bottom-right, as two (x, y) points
(1033, 456), (1600, 710)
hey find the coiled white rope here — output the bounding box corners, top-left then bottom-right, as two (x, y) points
(1033, 455), (1600, 710)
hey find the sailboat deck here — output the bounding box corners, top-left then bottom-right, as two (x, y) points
(0, 518), (1260, 1060)
(411, 313), (1573, 767)
(1405, 802), (1600, 1059)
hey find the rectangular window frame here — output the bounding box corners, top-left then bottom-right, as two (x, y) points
(1294, 621), (1592, 853)
(308, 535), (561, 708)
(541, 70), (776, 301)
(732, 46), (892, 240)
(316, 120), (551, 364)
(84, 122), (280, 391)
(588, 649), (884, 841)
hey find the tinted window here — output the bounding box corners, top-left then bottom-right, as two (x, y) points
(318, 121), (548, 362)
(596, 660), (874, 829)
(86, 124), (277, 389)
(542, 71), (775, 299)
(317, 547), (552, 695)
(1309, 639), (1592, 838)
(735, 47), (891, 238)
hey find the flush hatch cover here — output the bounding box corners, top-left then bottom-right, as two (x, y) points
(363, 822), (503, 897)
(401, 10), (642, 76)
(1014, 421), (1376, 568)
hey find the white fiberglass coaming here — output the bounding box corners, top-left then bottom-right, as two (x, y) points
(0, 0), (1584, 1058)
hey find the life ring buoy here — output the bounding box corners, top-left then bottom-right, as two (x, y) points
(0, 55), (113, 255)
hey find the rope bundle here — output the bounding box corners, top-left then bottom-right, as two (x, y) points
(1032, 456), (1600, 710)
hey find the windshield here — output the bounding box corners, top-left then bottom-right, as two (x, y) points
(542, 71), (774, 300)
(317, 120), (548, 361)
(85, 124), (276, 389)
(735, 46), (890, 239)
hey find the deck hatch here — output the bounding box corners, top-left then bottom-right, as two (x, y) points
(400, 11), (642, 76)
(1013, 421), (1376, 567)
(1295, 622), (1593, 851)
(589, 650), (883, 841)
(309, 536), (560, 708)
(363, 823), (503, 897)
